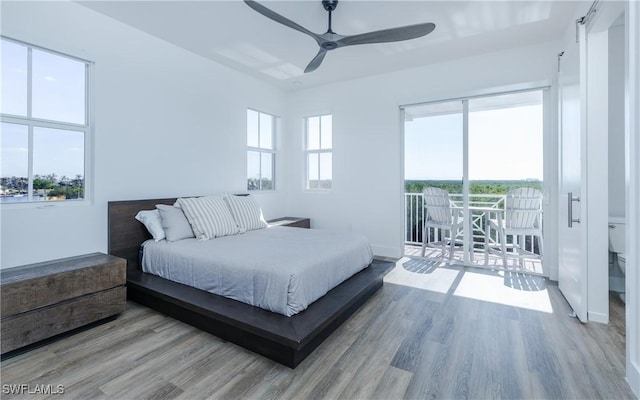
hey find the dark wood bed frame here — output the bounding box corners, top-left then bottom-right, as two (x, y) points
(107, 198), (392, 368)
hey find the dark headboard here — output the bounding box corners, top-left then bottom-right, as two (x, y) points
(107, 194), (249, 269)
(107, 198), (176, 269)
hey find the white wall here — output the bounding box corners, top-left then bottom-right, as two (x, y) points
(0, 1), (287, 268)
(284, 42), (560, 266)
(625, 0), (640, 395)
(609, 23), (626, 219)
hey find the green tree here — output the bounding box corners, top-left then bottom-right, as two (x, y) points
(33, 176), (55, 190)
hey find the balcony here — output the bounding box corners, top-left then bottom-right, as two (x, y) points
(404, 192), (543, 275)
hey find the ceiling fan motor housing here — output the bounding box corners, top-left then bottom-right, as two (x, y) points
(322, 41), (338, 50)
(322, 0), (338, 12)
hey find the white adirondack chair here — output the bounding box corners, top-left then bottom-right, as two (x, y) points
(421, 187), (463, 261)
(485, 187), (543, 267)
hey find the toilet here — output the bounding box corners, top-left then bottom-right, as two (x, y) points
(609, 217), (626, 301)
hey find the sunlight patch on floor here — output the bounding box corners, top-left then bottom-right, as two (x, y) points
(453, 270), (553, 313)
(384, 257), (553, 313)
(384, 257), (461, 295)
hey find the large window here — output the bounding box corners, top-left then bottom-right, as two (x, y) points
(247, 109), (276, 191)
(305, 114), (332, 190)
(1, 37), (90, 203)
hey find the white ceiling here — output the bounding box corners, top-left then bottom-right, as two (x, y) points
(78, 0), (582, 91)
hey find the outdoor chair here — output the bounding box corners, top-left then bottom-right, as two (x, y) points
(421, 187), (463, 261)
(485, 187), (543, 267)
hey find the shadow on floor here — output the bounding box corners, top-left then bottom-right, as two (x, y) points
(503, 271), (547, 292)
(401, 257), (443, 274)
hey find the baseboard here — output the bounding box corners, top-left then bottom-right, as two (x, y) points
(372, 244), (402, 259)
(587, 311), (609, 324)
(628, 359), (640, 398)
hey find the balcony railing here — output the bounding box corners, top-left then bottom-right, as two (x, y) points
(404, 192), (541, 257)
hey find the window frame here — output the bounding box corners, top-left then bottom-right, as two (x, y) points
(1, 36), (93, 206)
(246, 108), (277, 191)
(304, 114), (333, 191)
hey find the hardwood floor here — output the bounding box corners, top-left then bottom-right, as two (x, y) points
(1, 259), (634, 399)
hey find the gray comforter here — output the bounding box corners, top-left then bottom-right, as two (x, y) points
(141, 226), (373, 316)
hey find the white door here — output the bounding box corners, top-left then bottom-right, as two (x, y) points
(558, 23), (588, 322)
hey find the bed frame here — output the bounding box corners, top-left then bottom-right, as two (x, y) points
(107, 198), (392, 368)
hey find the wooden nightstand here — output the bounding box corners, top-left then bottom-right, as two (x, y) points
(267, 217), (310, 229)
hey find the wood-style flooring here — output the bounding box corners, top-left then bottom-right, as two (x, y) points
(1, 259), (634, 399)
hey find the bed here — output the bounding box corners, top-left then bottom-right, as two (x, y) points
(108, 197), (392, 368)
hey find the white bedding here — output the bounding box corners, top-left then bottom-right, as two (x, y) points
(141, 226), (373, 316)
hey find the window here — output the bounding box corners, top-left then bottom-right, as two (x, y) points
(305, 114), (332, 190)
(247, 109), (276, 190)
(1, 37), (90, 203)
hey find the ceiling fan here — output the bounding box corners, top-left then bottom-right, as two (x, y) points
(244, 0), (436, 73)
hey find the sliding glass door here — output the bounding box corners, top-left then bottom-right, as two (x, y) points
(403, 89), (544, 272)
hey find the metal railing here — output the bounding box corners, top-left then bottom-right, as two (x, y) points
(405, 192), (541, 256)
(405, 193), (504, 244)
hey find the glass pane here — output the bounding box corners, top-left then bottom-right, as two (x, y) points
(247, 150), (260, 190)
(307, 153), (318, 189)
(306, 116), (320, 150)
(33, 127), (85, 201)
(468, 91), (543, 189)
(247, 109), (259, 147)
(32, 49), (86, 124)
(320, 115), (332, 149)
(468, 90), (543, 260)
(260, 152), (273, 190)
(404, 100), (463, 245)
(1, 40), (28, 116)
(259, 113), (273, 149)
(404, 101), (463, 185)
(1, 123), (29, 203)
(319, 152), (332, 189)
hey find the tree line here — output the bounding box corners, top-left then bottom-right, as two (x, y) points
(405, 180), (542, 195)
(1, 174), (84, 199)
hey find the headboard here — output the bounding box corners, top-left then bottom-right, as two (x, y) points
(107, 198), (176, 269)
(107, 194), (249, 269)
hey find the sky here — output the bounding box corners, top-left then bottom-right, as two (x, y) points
(1, 123), (85, 179)
(404, 99), (543, 181)
(1, 38), (86, 179)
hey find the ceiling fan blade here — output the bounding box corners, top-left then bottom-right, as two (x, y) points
(244, 0), (321, 45)
(337, 22), (435, 47)
(304, 49), (328, 73)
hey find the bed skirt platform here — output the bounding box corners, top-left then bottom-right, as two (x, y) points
(126, 259), (392, 368)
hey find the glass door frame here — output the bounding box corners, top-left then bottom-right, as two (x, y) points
(401, 86), (549, 268)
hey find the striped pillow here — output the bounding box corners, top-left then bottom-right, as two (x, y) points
(225, 195), (267, 231)
(176, 196), (240, 239)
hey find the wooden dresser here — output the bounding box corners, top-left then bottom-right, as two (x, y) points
(1, 253), (126, 354)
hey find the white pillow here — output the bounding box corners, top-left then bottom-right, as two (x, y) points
(156, 204), (195, 242)
(135, 209), (166, 242)
(225, 195), (267, 231)
(177, 196), (240, 239)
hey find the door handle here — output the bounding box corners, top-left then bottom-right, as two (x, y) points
(568, 192), (580, 228)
